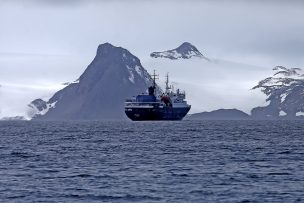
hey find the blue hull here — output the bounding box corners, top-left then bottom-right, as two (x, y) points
(125, 106), (191, 121)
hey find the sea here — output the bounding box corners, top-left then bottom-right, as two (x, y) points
(0, 120), (303, 202)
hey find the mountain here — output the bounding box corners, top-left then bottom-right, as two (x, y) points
(29, 43), (157, 120)
(187, 109), (250, 120)
(251, 66), (304, 118)
(150, 42), (208, 60)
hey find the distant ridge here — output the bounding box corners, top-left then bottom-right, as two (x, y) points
(29, 43), (158, 120)
(187, 109), (250, 120)
(150, 42), (209, 60)
(0, 116), (26, 121)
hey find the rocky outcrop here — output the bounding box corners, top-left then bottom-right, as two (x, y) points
(29, 99), (48, 112)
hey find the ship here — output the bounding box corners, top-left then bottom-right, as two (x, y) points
(125, 71), (191, 121)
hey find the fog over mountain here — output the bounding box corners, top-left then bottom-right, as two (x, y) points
(0, 0), (303, 118)
(143, 47), (271, 114)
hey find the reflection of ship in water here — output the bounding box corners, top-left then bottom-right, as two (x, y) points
(125, 71), (191, 121)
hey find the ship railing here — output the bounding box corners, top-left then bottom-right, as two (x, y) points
(125, 102), (161, 107)
(125, 102), (160, 104)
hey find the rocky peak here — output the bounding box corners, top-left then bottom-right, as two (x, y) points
(96, 43), (129, 57)
(78, 43), (152, 87)
(150, 42), (208, 60)
(175, 42), (202, 56)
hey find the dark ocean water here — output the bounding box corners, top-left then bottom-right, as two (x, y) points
(0, 120), (304, 202)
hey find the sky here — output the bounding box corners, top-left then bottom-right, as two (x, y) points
(0, 0), (303, 118)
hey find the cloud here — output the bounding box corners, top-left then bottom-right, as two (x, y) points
(0, 0), (89, 7)
(1, 1), (303, 66)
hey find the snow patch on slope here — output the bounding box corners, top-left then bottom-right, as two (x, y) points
(40, 101), (57, 116)
(135, 65), (142, 76)
(126, 63), (155, 87)
(126, 65), (135, 83)
(62, 79), (79, 86)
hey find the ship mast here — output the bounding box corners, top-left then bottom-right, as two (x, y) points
(165, 73), (171, 94)
(151, 70), (158, 88)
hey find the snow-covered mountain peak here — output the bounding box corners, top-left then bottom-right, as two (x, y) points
(150, 42), (208, 60)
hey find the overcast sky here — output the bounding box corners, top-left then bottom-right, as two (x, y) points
(0, 0), (303, 117)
